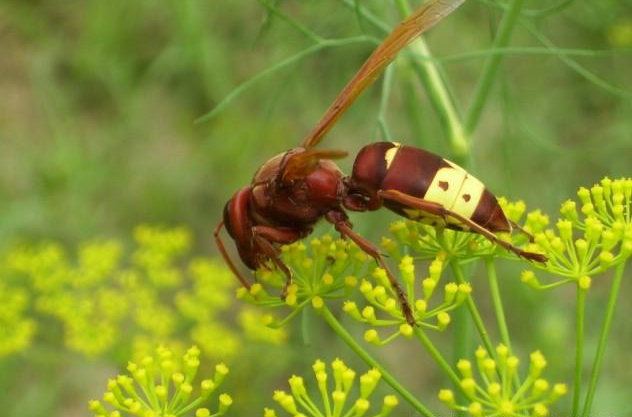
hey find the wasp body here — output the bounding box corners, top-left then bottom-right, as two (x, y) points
(214, 0), (546, 325)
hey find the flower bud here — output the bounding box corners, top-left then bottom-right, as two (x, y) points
(399, 256), (415, 285)
(382, 395), (398, 414)
(437, 312), (450, 331)
(399, 324), (414, 338)
(534, 403), (549, 417)
(578, 275), (592, 290)
(415, 299), (427, 314)
(343, 301), (363, 321)
(218, 393), (232, 414)
(289, 375), (306, 397)
(438, 389), (455, 405)
(468, 402), (483, 417)
(457, 360), (472, 378)
(364, 330), (380, 345)
(311, 296), (324, 310)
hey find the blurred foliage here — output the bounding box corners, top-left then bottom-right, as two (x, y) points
(0, 226), (286, 416)
(1, 0), (631, 416)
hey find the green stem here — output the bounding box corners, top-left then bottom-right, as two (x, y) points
(451, 261), (495, 356)
(572, 284), (587, 417)
(394, 0), (469, 162)
(465, 0), (526, 135)
(581, 261), (627, 417)
(413, 327), (462, 389)
(452, 296), (470, 415)
(485, 259), (511, 349)
(320, 306), (436, 417)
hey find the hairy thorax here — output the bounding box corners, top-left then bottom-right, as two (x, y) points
(250, 150), (345, 228)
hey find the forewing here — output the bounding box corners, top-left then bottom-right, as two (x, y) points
(301, 0), (464, 149)
(281, 149), (348, 182)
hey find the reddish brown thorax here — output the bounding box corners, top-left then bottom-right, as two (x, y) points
(223, 148), (347, 269)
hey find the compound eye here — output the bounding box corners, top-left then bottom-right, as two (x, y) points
(223, 199), (235, 238)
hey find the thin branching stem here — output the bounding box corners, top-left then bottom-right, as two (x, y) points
(582, 261), (628, 417)
(485, 259), (511, 350)
(413, 327), (463, 390)
(465, 0), (527, 135)
(394, 0), (469, 161)
(320, 305), (437, 417)
(572, 284), (587, 417)
(197, 36), (372, 123)
(451, 261), (495, 356)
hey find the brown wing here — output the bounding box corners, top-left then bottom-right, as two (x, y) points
(302, 0), (465, 149)
(281, 149), (348, 182)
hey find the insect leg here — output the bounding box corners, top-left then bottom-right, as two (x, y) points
(325, 211), (416, 326)
(509, 220), (535, 243)
(252, 226), (303, 299)
(378, 190), (548, 263)
(214, 220), (252, 289)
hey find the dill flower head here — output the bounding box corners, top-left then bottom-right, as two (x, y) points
(521, 177), (632, 290)
(439, 345), (567, 417)
(0, 282), (36, 357)
(264, 358), (398, 417)
(89, 345), (232, 417)
(3, 225), (250, 360)
(382, 198), (534, 263)
(237, 235), (369, 326)
(344, 254), (470, 345)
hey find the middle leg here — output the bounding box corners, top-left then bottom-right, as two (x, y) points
(325, 210), (416, 325)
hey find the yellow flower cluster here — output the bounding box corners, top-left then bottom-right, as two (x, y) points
(0, 225), (284, 359)
(89, 345), (232, 417)
(264, 358), (398, 417)
(381, 198), (532, 262)
(439, 345), (567, 417)
(0, 281), (35, 356)
(521, 177), (632, 289)
(237, 235), (368, 326)
(343, 254), (471, 345)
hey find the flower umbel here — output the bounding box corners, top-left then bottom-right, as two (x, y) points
(439, 345), (567, 416)
(264, 358), (398, 417)
(382, 198), (535, 262)
(89, 345), (232, 417)
(521, 177), (632, 289)
(344, 254), (471, 345)
(237, 235), (368, 326)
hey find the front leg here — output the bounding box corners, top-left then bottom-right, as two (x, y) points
(252, 226), (304, 299)
(325, 210), (416, 325)
(378, 189), (547, 263)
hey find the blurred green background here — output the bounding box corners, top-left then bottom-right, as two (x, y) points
(1, 0), (631, 416)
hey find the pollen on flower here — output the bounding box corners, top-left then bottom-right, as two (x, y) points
(527, 177), (631, 289)
(266, 359), (397, 417)
(440, 345), (566, 417)
(88, 345), (231, 417)
(243, 235), (372, 325)
(345, 254), (464, 343)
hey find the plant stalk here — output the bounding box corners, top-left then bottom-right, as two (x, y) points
(451, 261), (495, 356)
(320, 305), (436, 417)
(413, 327), (462, 389)
(486, 259), (511, 349)
(465, 0), (527, 135)
(572, 284), (587, 417)
(581, 261), (627, 417)
(394, 0), (469, 162)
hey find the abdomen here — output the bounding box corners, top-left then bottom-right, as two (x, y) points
(351, 142), (510, 232)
